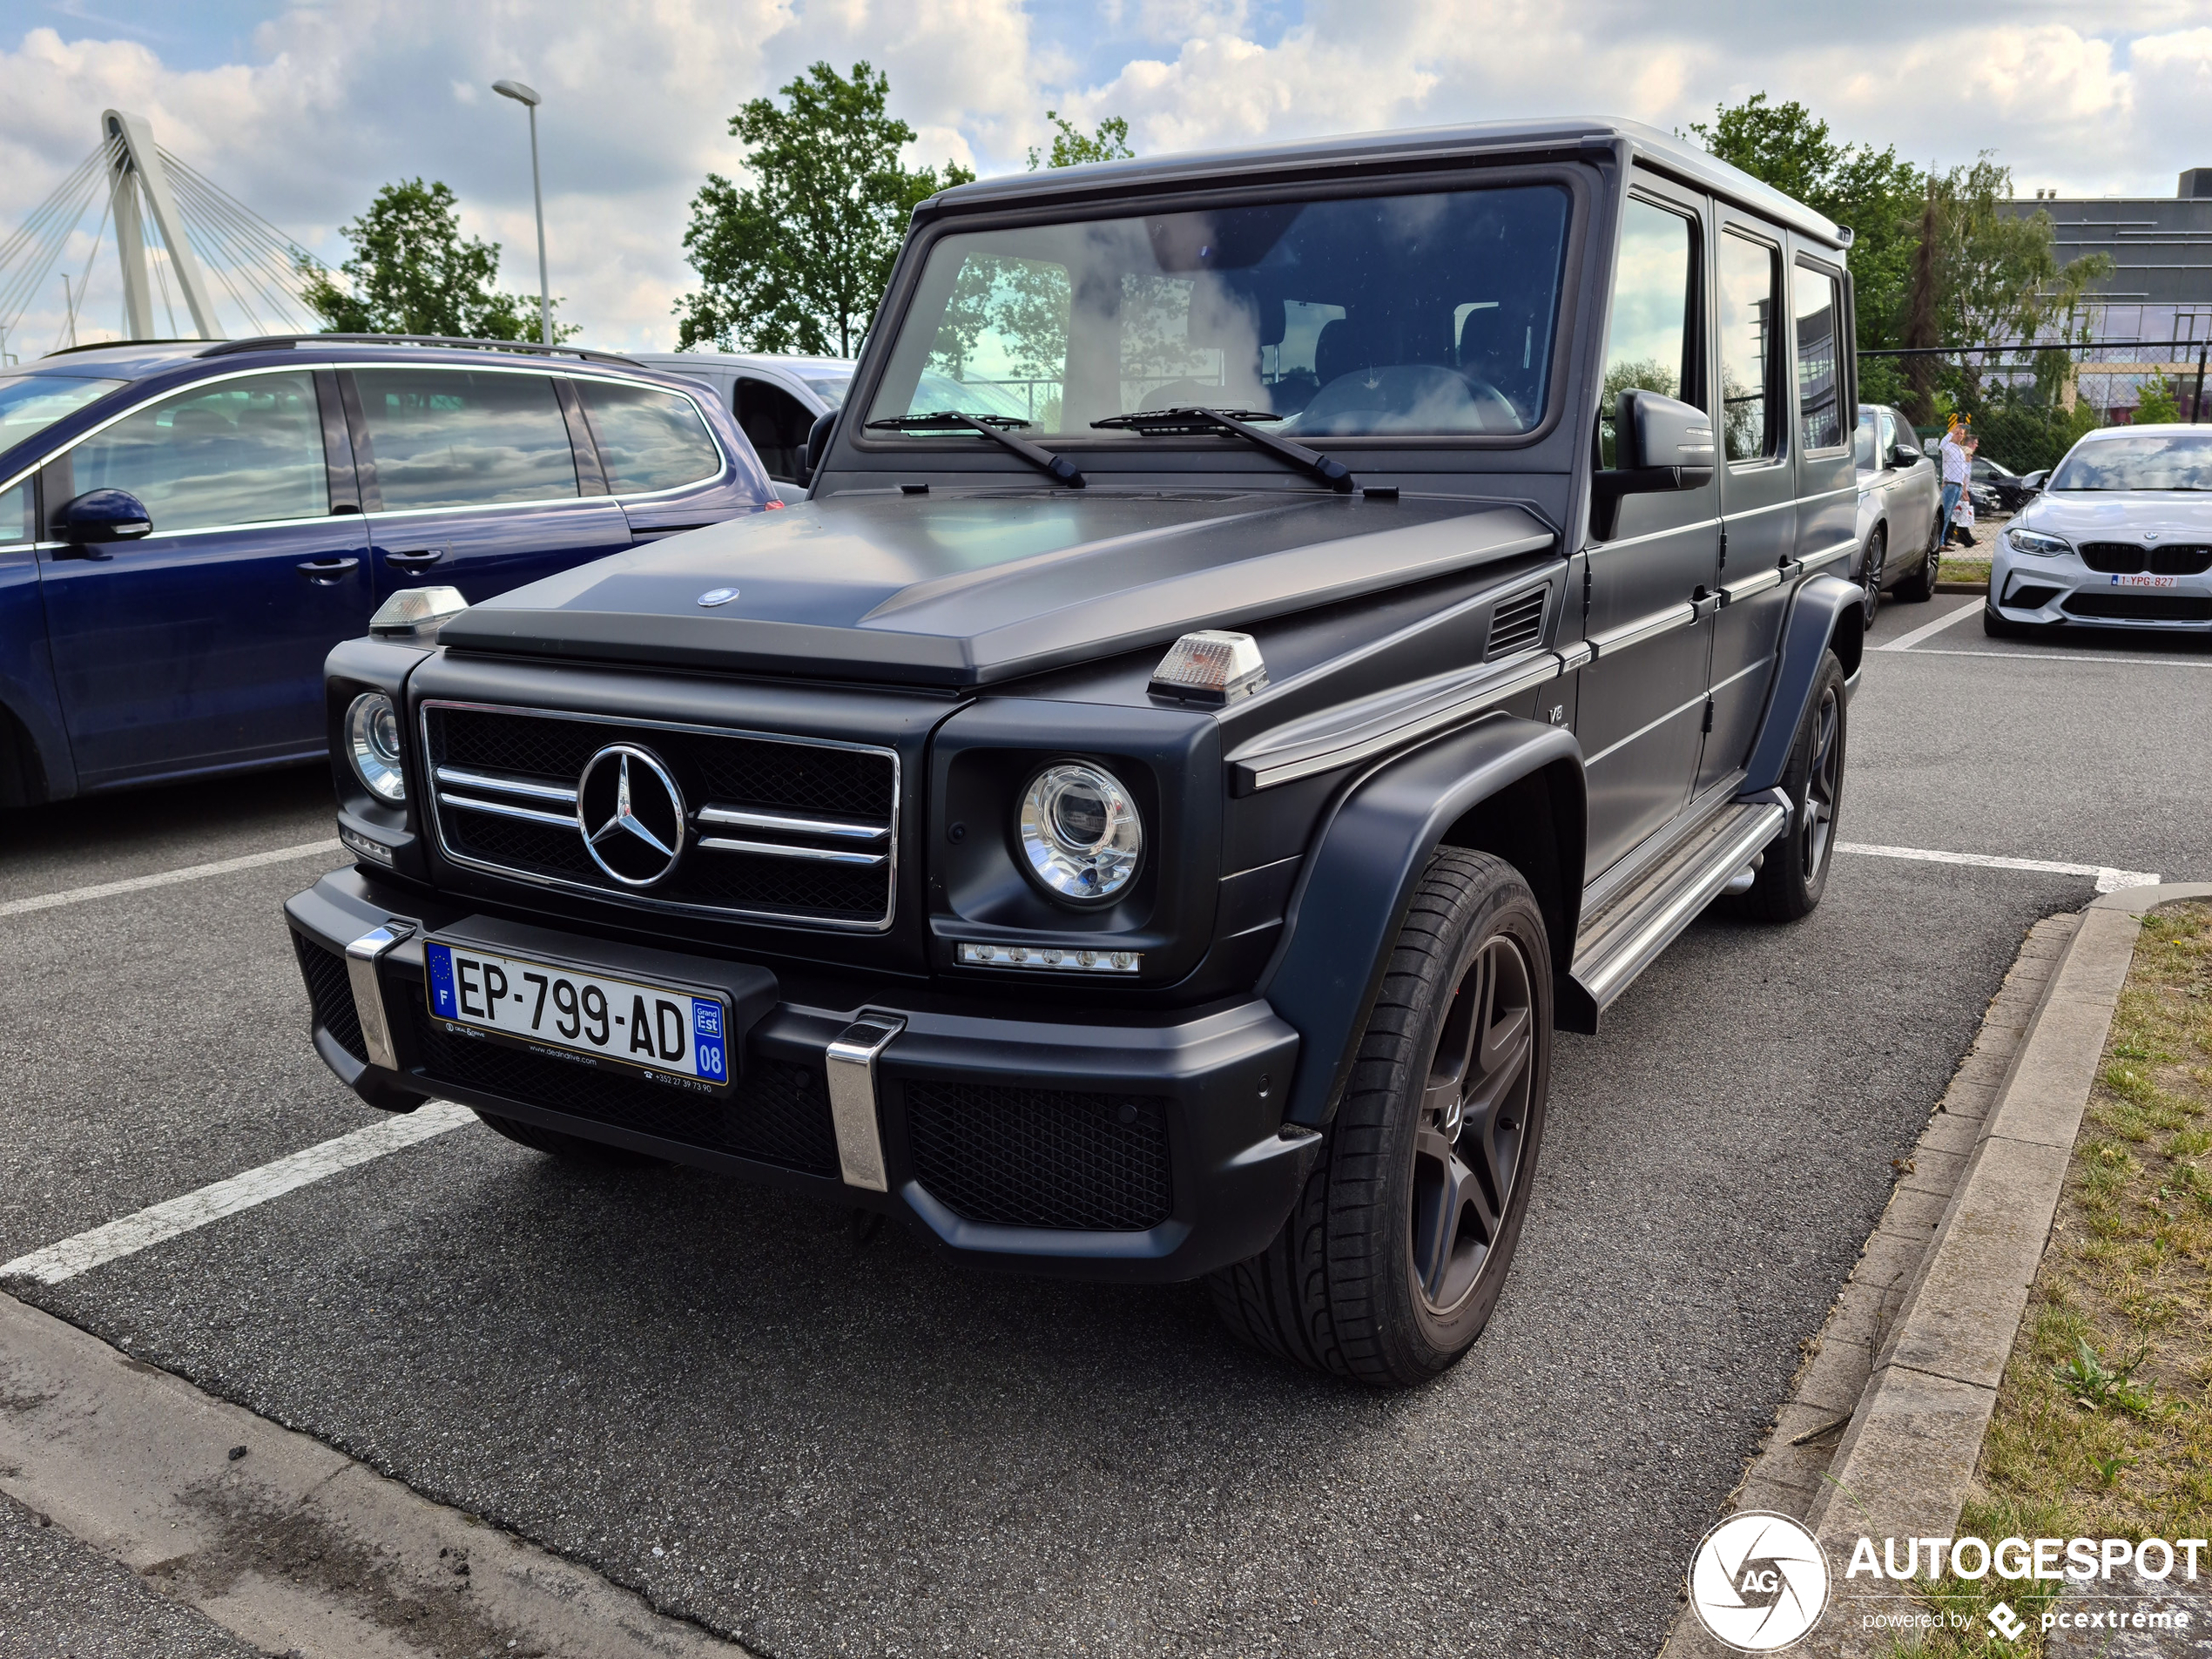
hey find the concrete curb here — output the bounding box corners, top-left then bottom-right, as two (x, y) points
(1797, 882), (2212, 1654)
(1932, 579), (1987, 595)
(0, 1290), (753, 1659)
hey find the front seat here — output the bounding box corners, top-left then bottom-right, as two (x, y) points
(1313, 318), (1370, 388)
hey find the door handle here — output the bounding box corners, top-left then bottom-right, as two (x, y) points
(384, 547), (446, 570)
(297, 556), (361, 584)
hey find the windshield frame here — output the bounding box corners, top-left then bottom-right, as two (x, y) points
(846, 161), (1592, 469)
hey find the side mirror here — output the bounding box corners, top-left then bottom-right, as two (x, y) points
(1890, 444), (1921, 468)
(1595, 389), (1714, 536)
(57, 489), (152, 556)
(2021, 470), (2047, 492)
(799, 409), (836, 488)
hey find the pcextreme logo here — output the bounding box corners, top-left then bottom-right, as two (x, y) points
(1688, 1512), (1832, 1652)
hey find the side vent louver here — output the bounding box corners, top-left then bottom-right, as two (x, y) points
(1486, 588), (1548, 658)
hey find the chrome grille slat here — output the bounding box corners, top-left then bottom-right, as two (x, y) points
(419, 700), (900, 932)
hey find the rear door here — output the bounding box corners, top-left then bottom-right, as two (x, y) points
(35, 367), (369, 783)
(1577, 181), (1720, 874)
(347, 364), (630, 606)
(1701, 217), (1794, 792)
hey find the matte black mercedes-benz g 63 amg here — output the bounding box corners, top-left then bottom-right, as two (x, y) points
(287, 117), (1865, 1386)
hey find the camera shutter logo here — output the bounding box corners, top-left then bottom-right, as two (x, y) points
(1687, 1511), (1831, 1651)
(576, 745), (685, 887)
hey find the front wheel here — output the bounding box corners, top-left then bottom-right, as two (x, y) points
(1210, 848), (1551, 1387)
(1859, 529), (1887, 626)
(1746, 651), (1846, 921)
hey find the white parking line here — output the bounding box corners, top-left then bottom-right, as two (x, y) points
(0, 838), (341, 918)
(1888, 646), (2212, 670)
(1876, 599), (1983, 652)
(0, 1103), (475, 1285)
(1837, 841), (2160, 894)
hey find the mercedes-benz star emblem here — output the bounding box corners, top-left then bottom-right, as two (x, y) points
(697, 587), (740, 607)
(576, 745), (685, 887)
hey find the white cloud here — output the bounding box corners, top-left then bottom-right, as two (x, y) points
(1, 0), (2204, 359)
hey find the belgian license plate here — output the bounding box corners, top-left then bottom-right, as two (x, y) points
(2113, 573), (2178, 589)
(423, 939), (731, 1092)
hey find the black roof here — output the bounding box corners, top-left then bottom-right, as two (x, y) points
(927, 116), (1847, 251)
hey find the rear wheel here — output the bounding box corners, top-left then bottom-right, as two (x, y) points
(1746, 651), (1846, 922)
(1859, 529), (1887, 625)
(1210, 848), (1550, 1387)
(475, 1111), (661, 1166)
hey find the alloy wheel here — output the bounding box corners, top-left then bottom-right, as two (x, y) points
(1409, 933), (1536, 1314)
(1861, 533), (1885, 625)
(1799, 685), (1841, 879)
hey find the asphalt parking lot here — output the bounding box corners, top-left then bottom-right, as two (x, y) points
(3, 598), (2209, 1659)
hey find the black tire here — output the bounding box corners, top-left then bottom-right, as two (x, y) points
(475, 1110), (661, 1166)
(1210, 848), (1551, 1387)
(1893, 516), (1939, 603)
(1746, 651), (1845, 922)
(1858, 529), (1886, 626)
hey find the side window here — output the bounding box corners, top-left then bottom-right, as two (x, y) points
(731, 377), (816, 483)
(1877, 408), (1898, 462)
(1600, 196), (1700, 467)
(1716, 230), (1781, 462)
(1792, 261), (1845, 452)
(1854, 408), (1877, 469)
(0, 479), (30, 547)
(353, 369), (577, 509)
(577, 381), (725, 493)
(65, 371), (328, 533)
(1892, 409), (1920, 456)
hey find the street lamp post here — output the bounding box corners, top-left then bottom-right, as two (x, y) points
(491, 78), (551, 346)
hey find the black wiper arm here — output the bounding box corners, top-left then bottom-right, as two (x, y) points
(864, 411), (1084, 488)
(1091, 405), (1355, 493)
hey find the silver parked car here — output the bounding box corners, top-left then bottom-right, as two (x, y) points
(1853, 401), (1942, 618)
(1986, 424), (2212, 637)
(629, 352), (856, 497)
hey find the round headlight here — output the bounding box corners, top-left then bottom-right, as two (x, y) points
(345, 691), (407, 803)
(1017, 762), (1142, 904)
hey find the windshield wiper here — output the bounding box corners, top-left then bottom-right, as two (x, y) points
(864, 410), (1084, 488)
(1091, 406), (1356, 494)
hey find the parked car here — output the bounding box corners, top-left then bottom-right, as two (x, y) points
(628, 352), (854, 497)
(0, 335), (772, 807)
(1972, 455), (2040, 512)
(1853, 402), (1941, 617)
(1986, 423), (2212, 636)
(287, 118), (1867, 1386)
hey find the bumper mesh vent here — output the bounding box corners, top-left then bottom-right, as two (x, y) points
(2062, 591), (2212, 623)
(402, 998), (840, 1176)
(905, 1080), (1172, 1231)
(293, 932), (368, 1063)
(1486, 587), (1548, 658)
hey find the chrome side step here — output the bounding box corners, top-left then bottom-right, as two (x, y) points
(1561, 799), (1788, 1032)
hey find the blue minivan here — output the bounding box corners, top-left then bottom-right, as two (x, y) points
(0, 336), (773, 806)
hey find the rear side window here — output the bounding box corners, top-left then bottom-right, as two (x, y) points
(577, 381), (724, 493)
(67, 370), (329, 532)
(354, 368), (577, 509)
(1793, 261), (1845, 452)
(1599, 196), (1700, 467)
(732, 376), (813, 484)
(0, 478), (30, 546)
(1716, 230), (1780, 462)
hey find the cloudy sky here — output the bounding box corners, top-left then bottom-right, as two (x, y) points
(2, 0), (2208, 357)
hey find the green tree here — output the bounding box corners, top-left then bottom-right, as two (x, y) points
(1027, 111), (1135, 171)
(301, 179), (566, 340)
(675, 62), (974, 357)
(2134, 374), (2182, 423)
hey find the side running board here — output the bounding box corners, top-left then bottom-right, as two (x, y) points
(1559, 798), (1789, 1033)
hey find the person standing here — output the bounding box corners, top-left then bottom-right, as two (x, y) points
(1938, 417), (1972, 547)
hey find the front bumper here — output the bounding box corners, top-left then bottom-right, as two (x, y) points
(286, 870), (1311, 1284)
(1989, 547), (2212, 630)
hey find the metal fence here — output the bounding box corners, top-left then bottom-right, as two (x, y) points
(1857, 340), (2211, 473)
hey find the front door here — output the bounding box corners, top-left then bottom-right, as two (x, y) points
(346, 365), (631, 607)
(1577, 185), (1720, 874)
(37, 368), (370, 784)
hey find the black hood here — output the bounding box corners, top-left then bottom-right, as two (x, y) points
(437, 489), (1556, 688)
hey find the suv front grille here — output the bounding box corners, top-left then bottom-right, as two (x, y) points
(905, 1080), (1173, 1231)
(402, 998), (840, 1176)
(421, 703), (898, 929)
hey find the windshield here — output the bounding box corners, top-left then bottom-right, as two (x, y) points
(866, 185), (1571, 441)
(2051, 432), (2212, 491)
(0, 374), (125, 457)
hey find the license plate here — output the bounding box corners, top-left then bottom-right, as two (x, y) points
(2112, 573), (2178, 589)
(423, 939), (731, 1092)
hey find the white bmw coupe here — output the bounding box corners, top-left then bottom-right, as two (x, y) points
(1986, 424), (2212, 637)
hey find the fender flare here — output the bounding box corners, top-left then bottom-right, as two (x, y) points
(1741, 574), (1862, 797)
(1258, 714), (1585, 1129)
